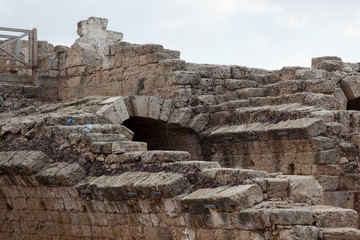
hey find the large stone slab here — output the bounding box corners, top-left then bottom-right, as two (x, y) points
(201, 168), (269, 183)
(320, 228), (360, 240)
(106, 150), (191, 164)
(112, 141), (147, 154)
(96, 96), (129, 124)
(181, 184), (263, 213)
(81, 133), (127, 143)
(341, 76), (360, 100)
(77, 171), (189, 200)
(0, 151), (49, 174)
(36, 162), (86, 186)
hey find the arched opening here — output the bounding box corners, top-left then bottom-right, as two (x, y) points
(122, 117), (203, 160)
(347, 98), (360, 110)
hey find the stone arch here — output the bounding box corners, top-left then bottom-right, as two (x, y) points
(97, 95), (204, 160)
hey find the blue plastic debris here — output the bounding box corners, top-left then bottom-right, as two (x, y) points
(66, 117), (74, 125)
(81, 124), (93, 134)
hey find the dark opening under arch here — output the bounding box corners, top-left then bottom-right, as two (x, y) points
(122, 117), (203, 161)
(347, 98), (360, 110)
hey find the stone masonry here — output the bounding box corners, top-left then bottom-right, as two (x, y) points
(1, 17), (360, 239)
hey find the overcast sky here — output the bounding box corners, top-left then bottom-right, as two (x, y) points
(1, 0), (360, 70)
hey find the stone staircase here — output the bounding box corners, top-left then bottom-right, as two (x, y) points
(0, 150), (359, 239)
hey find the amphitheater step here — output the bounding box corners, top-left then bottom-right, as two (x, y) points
(90, 141), (147, 155)
(200, 168), (269, 183)
(43, 124), (134, 140)
(204, 117), (326, 141)
(106, 150), (191, 164)
(81, 133), (128, 143)
(0, 151), (49, 175)
(76, 171), (190, 200)
(36, 162), (86, 186)
(181, 184), (263, 213)
(164, 161), (221, 170)
(320, 227), (360, 240)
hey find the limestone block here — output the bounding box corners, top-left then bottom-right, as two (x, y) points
(305, 79), (336, 94)
(341, 76), (360, 100)
(189, 113), (209, 133)
(140, 150), (191, 163)
(168, 108), (193, 127)
(201, 168), (269, 183)
(148, 96), (164, 120)
(81, 133), (127, 143)
(266, 179), (289, 199)
(106, 152), (143, 164)
(263, 208), (314, 226)
(343, 174), (360, 191)
(159, 100), (174, 122)
(315, 149), (341, 165)
(232, 209), (264, 230)
(131, 95), (149, 118)
(181, 184), (263, 213)
(311, 206), (358, 228)
(320, 227), (360, 240)
(134, 44), (164, 55)
(112, 141), (147, 154)
(76, 17), (123, 56)
(164, 161), (221, 170)
(231, 65), (269, 80)
(36, 162), (86, 186)
(85, 172), (189, 200)
(90, 142), (112, 154)
(279, 175), (323, 205)
(312, 56), (344, 72)
(225, 79), (258, 90)
(0, 151), (49, 174)
(157, 59), (186, 72)
(139, 52), (168, 66)
(65, 43), (102, 68)
(279, 226), (318, 240)
(323, 191), (355, 210)
(236, 88), (266, 99)
(295, 69), (327, 80)
(168, 71), (201, 86)
(96, 96), (129, 125)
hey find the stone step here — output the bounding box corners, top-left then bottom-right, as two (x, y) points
(0, 151), (49, 175)
(320, 227), (360, 240)
(81, 133), (128, 144)
(203, 117), (326, 142)
(200, 168), (269, 183)
(106, 150), (191, 164)
(181, 184), (264, 213)
(42, 112), (110, 126)
(211, 103), (320, 126)
(36, 162), (86, 186)
(90, 141), (147, 155)
(76, 171), (190, 200)
(210, 92), (343, 115)
(235, 202), (358, 230)
(43, 124), (134, 140)
(164, 161), (221, 170)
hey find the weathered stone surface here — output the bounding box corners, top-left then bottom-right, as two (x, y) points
(76, 17), (123, 56)
(279, 175), (323, 204)
(81, 133), (127, 143)
(96, 96), (129, 124)
(341, 76), (360, 100)
(112, 141), (147, 154)
(320, 228), (360, 240)
(131, 95), (149, 118)
(279, 226), (318, 240)
(181, 184), (263, 213)
(201, 168), (269, 183)
(311, 206), (358, 228)
(36, 162), (86, 186)
(0, 151), (49, 174)
(164, 161), (221, 170)
(312, 56), (344, 72)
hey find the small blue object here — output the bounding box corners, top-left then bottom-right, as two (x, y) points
(81, 124), (93, 134)
(66, 117), (74, 125)
(0, 96), (3, 102)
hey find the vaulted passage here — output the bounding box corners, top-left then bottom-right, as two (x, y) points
(122, 117), (203, 160)
(347, 98), (360, 110)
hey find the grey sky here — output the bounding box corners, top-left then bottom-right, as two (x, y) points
(1, 0), (360, 69)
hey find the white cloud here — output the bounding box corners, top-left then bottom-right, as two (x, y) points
(275, 15), (308, 28)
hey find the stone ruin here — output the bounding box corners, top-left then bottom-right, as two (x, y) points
(1, 16), (360, 239)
